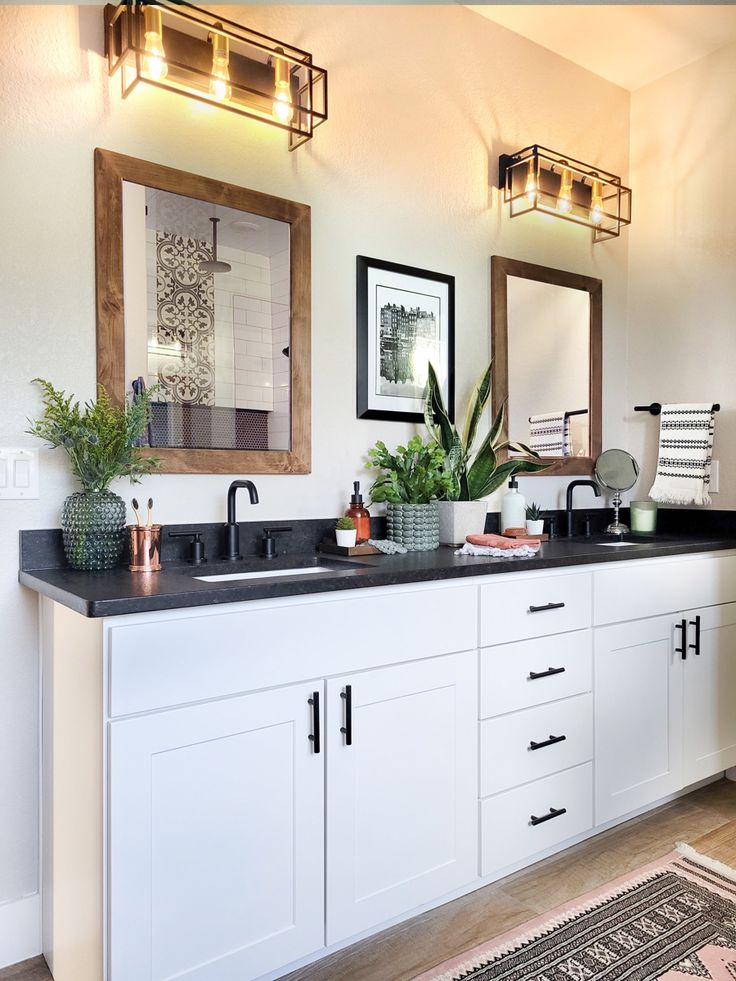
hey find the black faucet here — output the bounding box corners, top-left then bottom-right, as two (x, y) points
(222, 480), (260, 560)
(566, 479), (601, 537)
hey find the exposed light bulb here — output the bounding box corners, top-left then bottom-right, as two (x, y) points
(589, 179), (604, 225)
(272, 49), (294, 124)
(524, 158), (537, 206)
(142, 5), (167, 81)
(209, 27), (231, 102)
(557, 167), (573, 214)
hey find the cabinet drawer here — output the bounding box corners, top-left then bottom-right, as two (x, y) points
(480, 630), (592, 718)
(594, 553), (736, 625)
(481, 763), (593, 876)
(480, 694), (593, 797)
(480, 572), (591, 646)
(108, 584), (477, 717)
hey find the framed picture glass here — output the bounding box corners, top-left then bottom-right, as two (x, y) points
(356, 256), (454, 422)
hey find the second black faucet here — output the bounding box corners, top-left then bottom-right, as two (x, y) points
(222, 480), (259, 560)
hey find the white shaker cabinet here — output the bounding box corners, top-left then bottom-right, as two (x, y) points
(683, 603), (736, 785)
(108, 683), (325, 981)
(594, 615), (684, 825)
(325, 652), (477, 944)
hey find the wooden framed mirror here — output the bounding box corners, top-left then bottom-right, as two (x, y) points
(95, 148), (311, 474)
(491, 255), (602, 477)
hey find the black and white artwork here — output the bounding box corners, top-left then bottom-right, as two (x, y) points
(357, 256), (454, 422)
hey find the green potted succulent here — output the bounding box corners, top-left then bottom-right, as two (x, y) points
(335, 515), (357, 548)
(424, 362), (548, 544)
(525, 502), (545, 535)
(366, 435), (454, 551)
(27, 378), (160, 570)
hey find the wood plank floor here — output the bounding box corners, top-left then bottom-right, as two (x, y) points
(5, 778), (736, 981)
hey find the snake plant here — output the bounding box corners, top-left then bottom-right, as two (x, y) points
(424, 362), (548, 501)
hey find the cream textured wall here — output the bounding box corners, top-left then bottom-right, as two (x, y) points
(627, 41), (736, 506)
(0, 3), (630, 948)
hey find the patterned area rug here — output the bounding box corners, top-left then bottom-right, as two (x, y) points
(418, 845), (736, 981)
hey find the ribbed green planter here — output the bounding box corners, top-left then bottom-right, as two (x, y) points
(61, 491), (126, 570)
(386, 502), (440, 552)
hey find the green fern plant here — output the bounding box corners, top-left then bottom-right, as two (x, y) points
(424, 361), (548, 501)
(27, 378), (160, 492)
(366, 435), (454, 505)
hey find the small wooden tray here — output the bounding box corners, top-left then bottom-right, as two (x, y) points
(319, 538), (381, 556)
(503, 529), (550, 541)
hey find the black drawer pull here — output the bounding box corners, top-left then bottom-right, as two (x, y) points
(675, 618), (687, 659)
(340, 684), (353, 746)
(529, 734), (567, 751)
(308, 691), (320, 754)
(530, 806), (567, 827)
(529, 602), (566, 614)
(689, 615), (701, 656)
(528, 666), (566, 681)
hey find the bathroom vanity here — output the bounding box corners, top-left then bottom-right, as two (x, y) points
(22, 537), (736, 981)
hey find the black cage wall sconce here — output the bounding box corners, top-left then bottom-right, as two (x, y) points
(498, 145), (631, 243)
(104, 1), (328, 150)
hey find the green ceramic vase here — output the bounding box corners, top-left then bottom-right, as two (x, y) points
(61, 491), (126, 570)
(386, 502), (440, 551)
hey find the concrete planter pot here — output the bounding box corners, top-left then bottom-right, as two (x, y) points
(526, 519), (545, 535)
(438, 500), (488, 546)
(335, 528), (357, 547)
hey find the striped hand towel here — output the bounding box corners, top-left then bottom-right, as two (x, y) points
(648, 403), (715, 506)
(529, 412), (571, 457)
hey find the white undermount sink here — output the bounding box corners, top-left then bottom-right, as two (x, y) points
(195, 566), (334, 583)
(596, 541), (637, 547)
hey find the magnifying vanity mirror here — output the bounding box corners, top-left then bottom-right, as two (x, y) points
(491, 256), (602, 476)
(95, 149), (311, 474)
(595, 448), (640, 535)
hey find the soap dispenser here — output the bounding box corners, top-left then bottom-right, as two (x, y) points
(346, 481), (371, 544)
(501, 476), (526, 534)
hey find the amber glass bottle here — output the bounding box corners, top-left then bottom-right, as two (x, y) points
(346, 481), (371, 543)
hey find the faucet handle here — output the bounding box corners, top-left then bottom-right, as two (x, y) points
(168, 530), (206, 565)
(261, 526), (292, 559)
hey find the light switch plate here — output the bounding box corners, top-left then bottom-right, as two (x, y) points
(0, 448), (39, 500)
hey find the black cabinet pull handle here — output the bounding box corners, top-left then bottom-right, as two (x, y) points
(689, 615), (701, 656)
(340, 684), (352, 746)
(528, 666), (566, 681)
(529, 602), (566, 614)
(530, 806), (567, 827)
(529, 734), (567, 751)
(675, 618), (687, 660)
(308, 691), (320, 754)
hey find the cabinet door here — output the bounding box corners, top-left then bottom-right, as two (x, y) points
(683, 602), (736, 784)
(109, 683), (324, 981)
(595, 615), (683, 825)
(325, 652), (478, 945)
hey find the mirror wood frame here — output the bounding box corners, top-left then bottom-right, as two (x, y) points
(491, 255), (602, 477)
(94, 148), (311, 474)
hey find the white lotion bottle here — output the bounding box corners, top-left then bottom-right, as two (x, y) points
(501, 476), (526, 533)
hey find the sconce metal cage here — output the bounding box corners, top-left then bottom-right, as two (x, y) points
(498, 145), (631, 242)
(104, 1), (328, 150)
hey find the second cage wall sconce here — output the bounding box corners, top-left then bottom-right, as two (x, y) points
(498, 145), (632, 242)
(104, 1), (328, 150)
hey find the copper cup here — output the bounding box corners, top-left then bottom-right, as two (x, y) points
(128, 524), (163, 572)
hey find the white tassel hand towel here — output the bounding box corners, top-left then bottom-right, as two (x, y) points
(648, 403), (715, 506)
(529, 412), (571, 457)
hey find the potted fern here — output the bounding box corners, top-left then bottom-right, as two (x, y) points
(424, 362), (548, 544)
(366, 435), (454, 551)
(27, 379), (160, 570)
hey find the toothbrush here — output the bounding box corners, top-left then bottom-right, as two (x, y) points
(132, 498), (142, 526)
(147, 497), (154, 527)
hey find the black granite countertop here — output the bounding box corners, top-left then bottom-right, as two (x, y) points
(19, 531), (736, 618)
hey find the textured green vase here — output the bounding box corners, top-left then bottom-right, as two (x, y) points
(61, 491), (126, 571)
(386, 502), (440, 552)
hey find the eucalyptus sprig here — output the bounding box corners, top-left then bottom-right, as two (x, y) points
(27, 378), (160, 493)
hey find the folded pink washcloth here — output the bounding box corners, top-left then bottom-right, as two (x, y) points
(466, 533), (539, 550)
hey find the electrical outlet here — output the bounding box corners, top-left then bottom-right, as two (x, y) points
(711, 459), (719, 494)
(0, 448), (39, 500)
